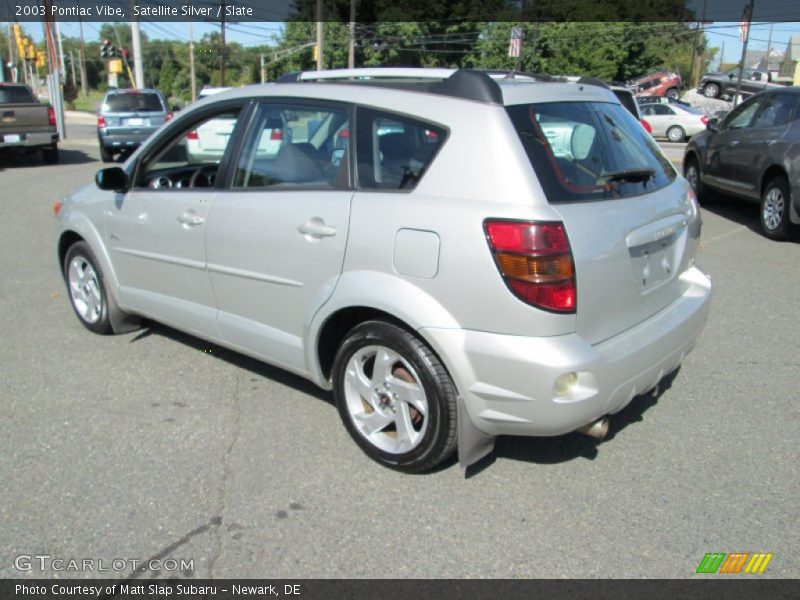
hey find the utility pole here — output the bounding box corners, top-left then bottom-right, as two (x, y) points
(55, 19), (66, 73)
(6, 22), (15, 82)
(188, 20), (196, 101)
(316, 0), (323, 70)
(69, 50), (77, 87)
(78, 18), (88, 97)
(348, 0), (356, 69)
(688, 0), (708, 89)
(765, 23), (773, 74)
(719, 40), (725, 70)
(260, 53), (266, 83)
(733, 0), (755, 106)
(130, 20), (144, 88)
(219, 0), (227, 86)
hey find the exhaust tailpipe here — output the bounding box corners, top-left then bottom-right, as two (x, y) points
(576, 417), (609, 440)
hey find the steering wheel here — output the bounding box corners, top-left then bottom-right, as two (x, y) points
(189, 165), (218, 188)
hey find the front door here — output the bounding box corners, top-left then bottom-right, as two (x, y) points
(105, 104), (247, 337)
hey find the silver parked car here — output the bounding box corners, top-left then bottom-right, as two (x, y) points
(56, 68), (711, 472)
(639, 101), (709, 142)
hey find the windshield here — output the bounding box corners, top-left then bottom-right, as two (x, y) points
(103, 92), (164, 113)
(506, 101), (676, 203)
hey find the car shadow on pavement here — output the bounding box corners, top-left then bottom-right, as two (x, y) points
(129, 321), (332, 404)
(478, 368), (681, 472)
(0, 148), (96, 168)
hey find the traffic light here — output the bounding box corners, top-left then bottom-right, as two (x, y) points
(36, 51), (45, 69)
(101, 39), (111, 58)
(121, 48), (129, 60)
(312, 44), (318, 61)
(25, 40), (35, 62)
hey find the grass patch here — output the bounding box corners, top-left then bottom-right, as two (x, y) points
(71, 91), (104, 113)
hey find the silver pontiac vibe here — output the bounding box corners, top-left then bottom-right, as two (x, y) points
(56, 69), (711, 473)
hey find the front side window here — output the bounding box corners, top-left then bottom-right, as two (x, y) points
(233, 103), (349, 189)
(355, 108), (446, 191)
(507, 101), (676, 203)
(135, 107), (243, 190)
(724, 97), (764, 130)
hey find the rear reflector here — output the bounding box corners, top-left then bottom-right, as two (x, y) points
(186, 130), (199, 140)
(47, 106), (56, 127)
(484, 220), (576, 313)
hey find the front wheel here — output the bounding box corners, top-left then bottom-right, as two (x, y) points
(761, 177), (796, 240)
(64, 242), (113, 334)
(703, 83), (720, 98)
(667, 125), (686, 142)
(332, 321), (457, 473)
(666, 87), (680, 100)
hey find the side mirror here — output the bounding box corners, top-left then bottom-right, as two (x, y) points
(95, 167), (128, 192)
(707, 118), (719, 132)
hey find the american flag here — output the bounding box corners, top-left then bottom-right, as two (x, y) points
(739, 3), (752, 43)
(508, 26), (523, 58)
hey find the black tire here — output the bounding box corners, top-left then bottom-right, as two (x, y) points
(63, 242), (114, 334)
(42, 144), (59, 164)
(703, 83), (720, 99)
(332, 321), (457, 473)
(99, 145), (114, 163)
(667, 125), (686, 143)
(684, 155), (708, 201)
(760, 176), (796, 241)
(666, 87), (680, 100)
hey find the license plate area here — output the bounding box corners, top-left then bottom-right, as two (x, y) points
(126, 118), (146, 126)
(630, 237), (677, 291)
(3, 134), (22, 143)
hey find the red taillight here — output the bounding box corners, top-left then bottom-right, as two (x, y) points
(270, 129), (282, 141)
(97, 115), (106, 128)
(186, 130), (199, 140)
(425, 129), (438, 140)
(338, 128), (349, 138)
(484, 220), (576, 313)
(165, 112), (173, 122)
(641, 118), (652, 134)
(701, 115), (709, 126)
(47, 106), (56, 127)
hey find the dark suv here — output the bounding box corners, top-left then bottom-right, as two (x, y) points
(97, 89), (171, 162)
(683, 87), (800, 239)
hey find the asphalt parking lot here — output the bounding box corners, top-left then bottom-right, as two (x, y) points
(0, 120), (797, 579)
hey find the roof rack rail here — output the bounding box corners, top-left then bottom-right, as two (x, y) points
(275, 68), (504, 104)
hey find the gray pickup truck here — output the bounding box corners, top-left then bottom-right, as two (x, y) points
(0, 83), (59, 163)
(699, 68), (787, 100)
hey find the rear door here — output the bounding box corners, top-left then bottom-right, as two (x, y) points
(203, 100), (352, 372)
(507, 100), (699, 344)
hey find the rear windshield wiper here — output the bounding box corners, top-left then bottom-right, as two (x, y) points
(598, 167), (655, 184)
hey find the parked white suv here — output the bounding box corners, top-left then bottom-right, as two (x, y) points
(56, 68), (711, 472)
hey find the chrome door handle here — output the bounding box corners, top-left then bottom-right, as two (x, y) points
(298, 219), (336, 238)
(729, 140), (740, 146)
(178, 212), (205, 226)
(766, 139), (777, 146)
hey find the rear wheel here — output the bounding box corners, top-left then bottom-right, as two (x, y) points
(703, 83), (720, 99)
(667, 125), (686, 142)
(42, 144), (59, 164)
(761, 176), (795, 240)
(99, 145), (114, 163)
(332, 321), (457, 473)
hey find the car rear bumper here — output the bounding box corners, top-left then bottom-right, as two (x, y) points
(422, 266), (712, 437)
(0, 131), (58, 149)
(99, 130), (157, 149)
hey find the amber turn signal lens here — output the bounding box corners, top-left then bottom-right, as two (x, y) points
(495, 252), (574, 282)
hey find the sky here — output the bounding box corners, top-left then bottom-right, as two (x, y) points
(16, 20), (800, 71)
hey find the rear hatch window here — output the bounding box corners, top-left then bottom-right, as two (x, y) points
(506, 101), (675, 203)
(103, 92), (164, 113)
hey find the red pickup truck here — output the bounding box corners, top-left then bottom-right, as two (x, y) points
(0, 83), (59, 163)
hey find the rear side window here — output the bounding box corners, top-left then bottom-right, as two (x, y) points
(355, 107), (446, 191)
(103, 93), (164, 113)
(506, 101), (676, 203)
(0, 87), (36, 104)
